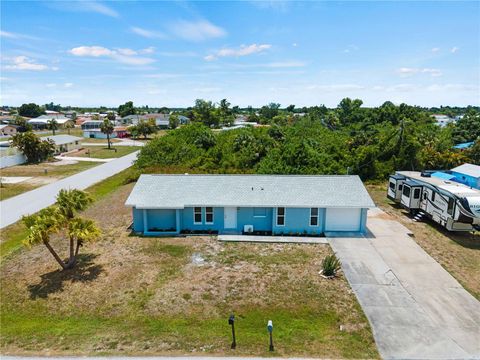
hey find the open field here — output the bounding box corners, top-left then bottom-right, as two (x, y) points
(1, 178), (378, 358)
(73, 146), (140, 159)
(0, 161), (99, 201)
(367, 183), (480, 300)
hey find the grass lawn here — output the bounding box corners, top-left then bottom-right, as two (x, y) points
(0, 161), (100, 201)
(73, 146), (140, 159)
(0, 175), (378, 358)
(367, 183), (480, 300)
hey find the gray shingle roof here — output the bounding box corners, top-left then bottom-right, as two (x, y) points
(41, 135), (82, 145)
(125, 174), (376, 209)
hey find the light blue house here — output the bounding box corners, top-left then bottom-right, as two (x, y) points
(125, 174), (375, 236)
(450, 163), (480, 190)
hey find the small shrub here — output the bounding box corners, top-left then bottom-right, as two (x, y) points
(321, 254), (341, 277)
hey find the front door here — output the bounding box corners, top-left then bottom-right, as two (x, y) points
(224, 207), (237, 229)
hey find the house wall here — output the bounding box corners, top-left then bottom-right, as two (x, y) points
(131, 206), (367, 236)
(272, 207), (325, 235)
(83, 130), (118, 139)
(451, 171), (480, 189)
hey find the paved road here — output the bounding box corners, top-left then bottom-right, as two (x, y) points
(328, 208), (480, 360)
(0, 151), (139, 229)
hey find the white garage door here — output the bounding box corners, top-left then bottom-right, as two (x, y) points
(325, 208), (361, 232)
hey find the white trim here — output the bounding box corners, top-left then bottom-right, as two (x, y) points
(276, 207), (285, 226)
(193, 207), (202, 224)
(309, 207), (319, 227)
(205, 206), (214, 225)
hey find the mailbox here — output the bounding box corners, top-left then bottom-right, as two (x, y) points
(267, 320), (273, 333)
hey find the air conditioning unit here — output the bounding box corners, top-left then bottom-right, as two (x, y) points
(244, 225), (254, 233)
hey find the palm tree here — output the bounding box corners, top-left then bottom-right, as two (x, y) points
(100, 118), (114, 149)
(22, 189), (100, 270)
(47, 118), (58, 135)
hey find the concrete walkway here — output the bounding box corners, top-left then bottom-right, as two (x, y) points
(218, 234), (327, 244)
(0, 151), (139, 229)
(328, 208), (480, 359)
(55, 155), (113, 162)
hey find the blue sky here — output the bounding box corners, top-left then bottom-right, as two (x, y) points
(1, 1), (479, 107)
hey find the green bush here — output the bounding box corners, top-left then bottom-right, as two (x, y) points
(321, 254), (341, 277)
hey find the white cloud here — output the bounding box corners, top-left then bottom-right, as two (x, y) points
(46, 83), (57, 88)
(4, 56), (49, 71)
(451, 46), (459, 53)
(431, 47), (440, 53)
(64, 83), (74, 88)
(70, 46), (114, 57)
(69, 46), (155, 65)
(130, 26), (167, 39)
(0, 30), (41, 41)
(50, 1), (119, 18)
(140, 47), (156, 54)
(397, 67), (442, 77)
(117, 48), (137, 56)
(205, 44), (272, 61)
(171, 19), (226, 41)
(0, 30), (17, 38)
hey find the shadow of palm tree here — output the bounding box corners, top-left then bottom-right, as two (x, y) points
(28, 253), (104, 299)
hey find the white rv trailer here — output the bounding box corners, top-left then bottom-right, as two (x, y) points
(387, 171), (480, 232)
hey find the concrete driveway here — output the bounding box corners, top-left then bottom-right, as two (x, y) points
(0, 151), (139, 229)
(328, 208), (480, 360)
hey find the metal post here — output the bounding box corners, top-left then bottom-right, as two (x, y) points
(229, 314), (236, 349)
(267, 320), (274, 351)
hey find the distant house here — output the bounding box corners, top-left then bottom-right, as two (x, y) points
(122, 113), (190, 128)
(450, 163), (480, 190)
(453, 141), (475, 150)
(432, 114), (455, 127)
(41, 135), (82, 154)
(28, 115), (75, 130)
(0, 124), (17, 136)
(82, 121), (128, 139)
(125, 174), (375, 236)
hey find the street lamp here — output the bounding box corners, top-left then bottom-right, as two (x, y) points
(267, 320), (274, 351)
(228, 314), (236, 349)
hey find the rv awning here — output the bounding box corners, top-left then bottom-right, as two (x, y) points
(431, 172), (456, 181)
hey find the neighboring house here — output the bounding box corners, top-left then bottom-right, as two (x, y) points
(0, 124), (17, 136)
(41, 134), (82, 154)
(453, 141), (474, 150)
(125, 174), (375, 236)
(28, 115), (75, 130)
(81, 120), (104, 130)
(432, 114), (455, 127)
(82, 122), (128, 139)
(450, 163), (480, 190)
(122, 113), (190, 128)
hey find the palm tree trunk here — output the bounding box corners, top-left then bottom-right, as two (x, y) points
(75, 240), (82, 256)
(65, 235), (77, 269)
(107, 133), (111, 149)
(43, 240), (67, 269)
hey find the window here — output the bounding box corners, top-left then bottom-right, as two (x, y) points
(205, 207), (214, 224)
(431, 191), (436, 202)
(447, 198), (454, 215)
(398, 184), (403, 191)
(194, 207), (202, 224)
(413, 188), (420, 199)
(276, 207), (285, 226)
(310, 208), (319, 226)
(403, 186), (411, 197)
(253, 208), (267, 217)
(389, 182), (395, 190)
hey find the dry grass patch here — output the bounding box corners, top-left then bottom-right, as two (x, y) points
(367, 183), (480, 299)
(1, 183), (378, 358)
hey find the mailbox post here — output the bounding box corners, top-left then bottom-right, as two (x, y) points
(228, 314), (236, 349)
(267, 320), (274, 351)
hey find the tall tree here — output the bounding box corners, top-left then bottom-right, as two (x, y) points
(23, 189), (100, 270)
(169, 114), (180, 129)
(100, 119), (114, 149)
(193, 99), (219, 128)
(118, 101), (136, 118)
(47, 118), (58, 135)
(11, 132), (55, 163)
(18, 103), (43, 118)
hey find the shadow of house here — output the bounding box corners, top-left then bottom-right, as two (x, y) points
(28, 254), (104, 299)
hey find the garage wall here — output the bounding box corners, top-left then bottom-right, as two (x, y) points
(325, 208), (362, 232)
